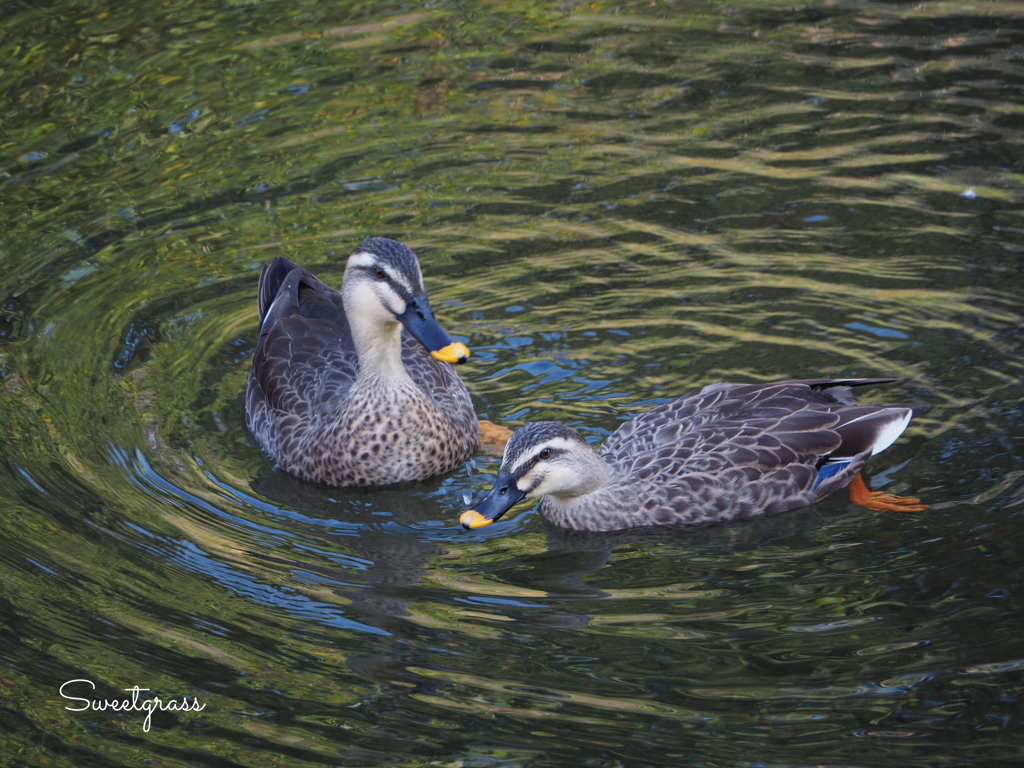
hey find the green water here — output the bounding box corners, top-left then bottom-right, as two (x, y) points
(2, 0), (1023, 765)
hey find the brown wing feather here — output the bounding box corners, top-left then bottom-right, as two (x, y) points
(246, 265), (359, 456)
(594, 378), (907, 523)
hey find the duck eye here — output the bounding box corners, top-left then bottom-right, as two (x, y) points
(539, 448), (551, 460)
(374, 267), (386, 279)
(499, 486), (508, 495)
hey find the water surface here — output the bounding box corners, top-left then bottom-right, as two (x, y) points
(2, 1), (1023, 765)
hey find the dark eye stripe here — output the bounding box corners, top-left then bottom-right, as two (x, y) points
(366, 267), (419, 301)
(511, 447), (561, 480)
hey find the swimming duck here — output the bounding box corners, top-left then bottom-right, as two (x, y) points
(246, 237), (479, 487)
(461, 378), (926, 532)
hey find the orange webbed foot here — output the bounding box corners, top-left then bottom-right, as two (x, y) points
(478, 419), (512, 455)
(848, 473), (928, 513)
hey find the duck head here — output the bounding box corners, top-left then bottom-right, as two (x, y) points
(461, 422), (610, 529)
(342, 238), (469, 369)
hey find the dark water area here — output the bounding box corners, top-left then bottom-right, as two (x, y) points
(2, 0), (1023, 765)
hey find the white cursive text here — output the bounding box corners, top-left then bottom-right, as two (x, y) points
(59, 679), (206, 732)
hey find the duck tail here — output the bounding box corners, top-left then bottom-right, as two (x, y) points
(258, 256), (302, 323)
(833, 406), (913, 459)
(811, 404), (914, 494)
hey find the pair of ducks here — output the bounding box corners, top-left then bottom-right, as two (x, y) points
(246, 238), (925, 533)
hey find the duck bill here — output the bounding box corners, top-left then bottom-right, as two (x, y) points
(460, 474), (525, 529)
(397, 297), (470, 364)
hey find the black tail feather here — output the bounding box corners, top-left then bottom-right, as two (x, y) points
(258, 256), (302, 323)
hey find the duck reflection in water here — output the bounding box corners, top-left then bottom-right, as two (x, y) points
(249, 469), (450, 620)
(247, 468), (481, 690)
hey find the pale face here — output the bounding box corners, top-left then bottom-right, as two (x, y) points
(341, 245), (469, 367)
(343, 250), (417, 321)
(461, 428), (608, 530)
(503, 437), (591, 500)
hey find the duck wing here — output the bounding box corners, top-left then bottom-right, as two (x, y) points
(598, 378), (911, 516)
(246, 258), (358, 453)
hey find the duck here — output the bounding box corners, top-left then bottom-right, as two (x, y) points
(461, 378), (927, 532)
(246, 237), (480, 487)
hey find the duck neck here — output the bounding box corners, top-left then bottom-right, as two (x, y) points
(342, 273), (414, 387)
(550, 449), (614, 501)
(349, 316), (411, 386)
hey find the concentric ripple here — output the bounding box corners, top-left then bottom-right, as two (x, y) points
(1, 1), (1023, 766)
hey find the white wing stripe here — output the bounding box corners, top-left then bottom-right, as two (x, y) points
(869, 409), (912, 456)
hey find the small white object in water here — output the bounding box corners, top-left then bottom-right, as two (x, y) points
(961, 187), (977, 199)
(463, 493), (472, 505)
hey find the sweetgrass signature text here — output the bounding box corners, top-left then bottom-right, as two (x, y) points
(60, 679), (206, 732)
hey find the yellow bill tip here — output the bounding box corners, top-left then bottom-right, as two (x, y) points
(431, 342), (470, 364)
(460, 510), (493, 529)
